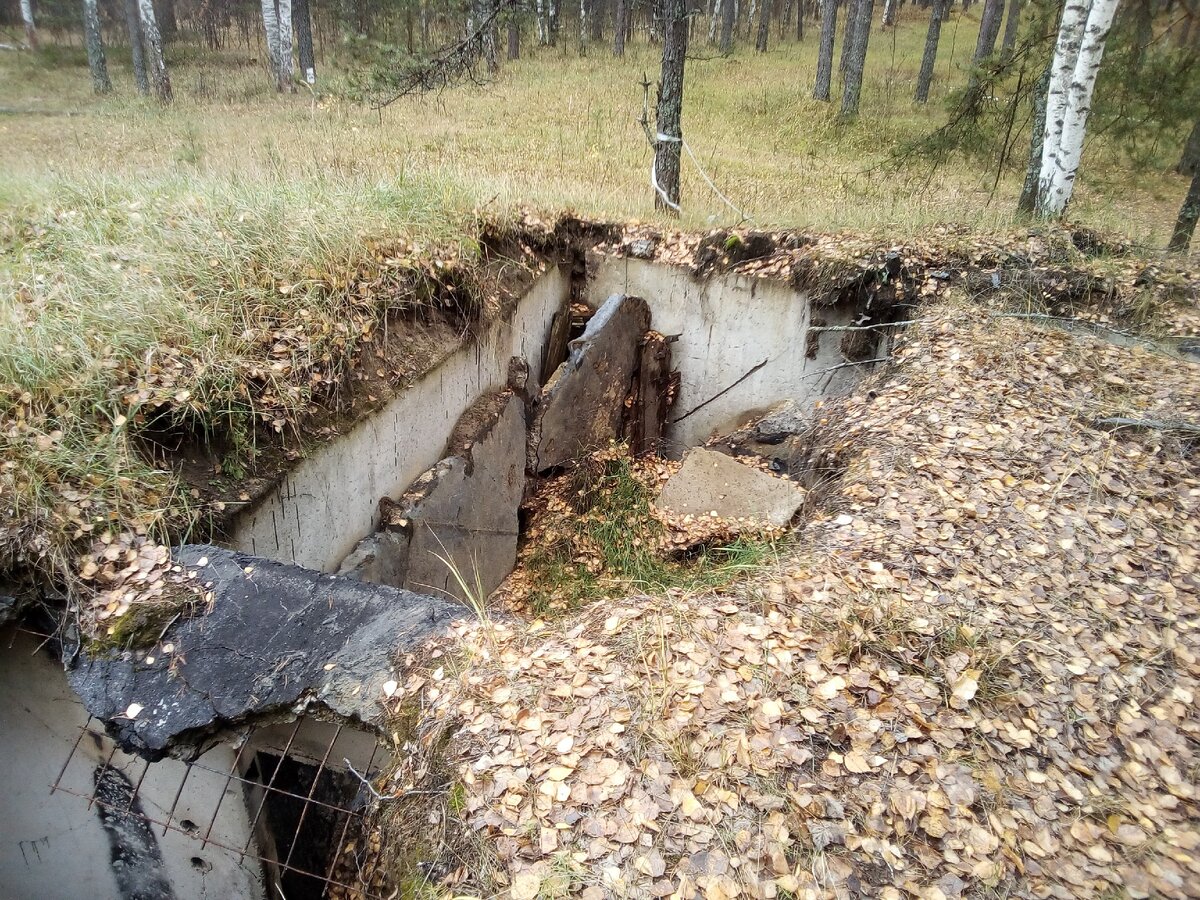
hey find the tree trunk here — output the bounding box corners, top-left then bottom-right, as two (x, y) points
(840, 0), (875, 116)
(840, 0), (859, 76)
(971, 0), (1004, 65)
(125, 0), (150, 95)
(1036, 0), (1120, 217)
(580, 0), (589, 46)
(756, 0), (771, 48)
(720, 0), (737, 49)
(1000, 0), (1022, 60)
(1018, 65), (1050, 214)
(614, 0), (627, 54)
(294, 0), (315, 84)
(20, 0), (38, 49)
(655, 0), (688, 213)
(1168, 165), (1200, 251)
(797, 0), (804, 39)
(277, 0), (295, 90)
(155, 0), (177, 39)
(881, 0), (897, 25)
(710, 0), (722, 42)
(813, 0), (837, 99)
(83, 0), (113, 94)
(1177, 117), (1200, 176)
(592, 0), (605, 40)
(509, 17), (521, 57)
(138, 0), (172, 101)
(261, 0), (282, 80)
(915, 0), (946, 101)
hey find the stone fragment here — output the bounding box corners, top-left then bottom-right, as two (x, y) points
(656, 448), (804, 527)
(339, 391), (526, 603)
(68, 545), (461, 760)
(532, 294), (651, 471)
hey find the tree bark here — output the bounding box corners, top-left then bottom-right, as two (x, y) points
(813, 0), (837, 99)
(840, 0), (875, 116)
(261, 0), (282, 80)
(655, 0), (688, 213)
(277, 0), (295, 90)
(592, 0), (605, 40)
(83, 0), (113, 94)
(294, 0), (316, 84)
(580, 0), (589, 46)
(797, 0), (804, 39)
(972, 0), (1004, 65)
(20, 0), (38, 49)
(614, 0), (627, 54)
(509, 17), (521, 58)
(1168, 165), (1200, 251)
(1177, 117), (1200, 176)
(155, 0), (177, 39)
(840, 0), (859, 76)
(126, 0), (150, 95)
(756, 0), (771, 48)
(1017, 65), (1050, 214)
(1036, 0), (1120, 217)
(720, 0), (737, 50)
(1000, 0), (1022, 60)
(915, 0), (947, 101)
(881, 0), (897, 26)
(138, 0), (172, 101)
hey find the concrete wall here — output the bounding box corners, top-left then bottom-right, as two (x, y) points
(231, 267), (569, 572)
(0, 628), (265, 900)
(587, 256), (871, 450)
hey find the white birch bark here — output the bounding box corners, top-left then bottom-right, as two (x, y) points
(881, 0), (897, 26)
(580, 0), (588, 44)
(709, 0), (721, 42)
(537, 0), (547, 42)
(1037, 0), (1121, 217)
(276, 0), (294, 90)
(20, 0), (38, 49)
(138, 0), (172, 101)
(1038, 0), (1087, 204)
(260, 0), (282, 80)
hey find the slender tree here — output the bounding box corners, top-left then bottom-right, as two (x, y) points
(1168, 165), (1200, 251)
(814, 0), (838, 99)
(20, 0), (38, 49)
(1036, 0), (1121, 217)
(1018, 66), (1051, 213)
(654, 0), (689, 212)
(82, 0), (112, 94)
(840, 0), (860, 76)
(1000, 0), (1023, 60)
(797, 0), (804, 39)
(138, 0), (172, 101)
(592, 0), (604, 40)
(756, 0), (772, 49)
(125, 0), (150, 95)
(881, 0), (898, 26)
(277, 0), (295, 90)
(971, 0), (1005, 75)
(1178, 117), (1200, 176)
(720, 0), (737, 50)
(915, 0), (948, 101)
(614, 0), (628, 54)
(840, 0), (876, 116)
(294, 0), (316, 84)
(508, 16), (521, 57)
(261, 0), (282, 80)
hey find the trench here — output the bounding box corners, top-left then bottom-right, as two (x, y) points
(1, 251), (903, 900)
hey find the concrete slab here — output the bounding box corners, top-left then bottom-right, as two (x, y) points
(656, 448), (805, 527)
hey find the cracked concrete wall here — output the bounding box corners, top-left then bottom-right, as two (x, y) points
(586, 257), (871, 451)
(230, 267), (568, 572)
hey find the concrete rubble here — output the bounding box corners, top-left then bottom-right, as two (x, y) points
(655, 447), (805, 527)
(69, 545), (462, 760)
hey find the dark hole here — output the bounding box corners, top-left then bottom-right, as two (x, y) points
(179, 819), (198, 835)
(190, 856), (212, 873)
(249, 752), (359, 900)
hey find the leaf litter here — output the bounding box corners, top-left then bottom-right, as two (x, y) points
(364, 289), (1198, 899)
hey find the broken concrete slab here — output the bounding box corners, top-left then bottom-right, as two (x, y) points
(656, 448), (805, 527)
(339, 391), (526, 603)
(532, 294), (651, 471)
(68, 545), (462, 761)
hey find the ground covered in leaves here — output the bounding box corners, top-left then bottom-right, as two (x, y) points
(367, 293), (1198, 899)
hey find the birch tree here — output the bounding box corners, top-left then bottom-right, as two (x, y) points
(83, 0), (112, 94)
(756, 0), (771, 50)
(915, 0), (948, 101)
(881, 0), (898, 27)
(277, 0), (296, 90)
(20, 0), (38, 50)
(261, 0), (282, 80)
(139, 0), (172, 101)
(294, 0), (316, 84)
(654, 0), (688, 213)
(1035, 0), (1122, 217)
(125, 0), (150, 95)
(813, 0), (838, 100)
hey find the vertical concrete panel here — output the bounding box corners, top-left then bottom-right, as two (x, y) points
(229, 268), (568, 572)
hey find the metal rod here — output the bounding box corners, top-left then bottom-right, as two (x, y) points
(51, 718), (92, 793)
(281, 723), (342, 873)
(200, 737), (251, 849)
(161, 762), (192, 836)
(326, 740), (382, 884)
(240, 718), (305, 862)
(88, 742), (119, 811)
